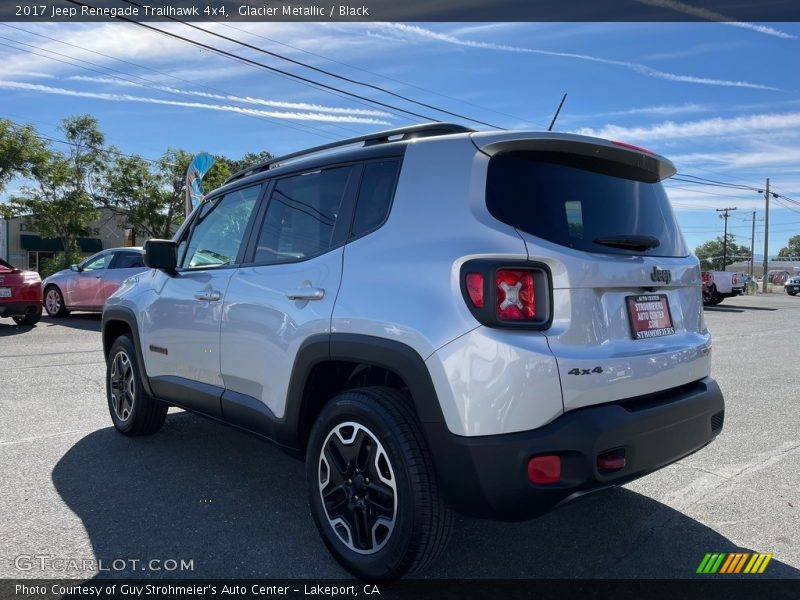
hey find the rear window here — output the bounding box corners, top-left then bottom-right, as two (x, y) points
(486, 151), (689, 257)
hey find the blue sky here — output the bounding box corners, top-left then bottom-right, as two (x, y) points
(1, 20), (799, 259)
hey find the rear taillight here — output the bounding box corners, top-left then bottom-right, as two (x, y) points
(461, 260), (551, 329)
(496, 269), (535, 321)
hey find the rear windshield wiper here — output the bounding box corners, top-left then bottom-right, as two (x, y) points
(593, 235), (661, 251)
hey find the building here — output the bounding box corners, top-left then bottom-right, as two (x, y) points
(0, 208), (136, 272)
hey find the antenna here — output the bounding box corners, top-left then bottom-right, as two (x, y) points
(548, 93), (568, 131)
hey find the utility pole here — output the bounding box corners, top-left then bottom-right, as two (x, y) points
(716, 207), (737, 270)
(760, 178), (777, 294)
(750, 210), (756, 278)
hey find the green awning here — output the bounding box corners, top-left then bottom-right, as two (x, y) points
(20, 234), (103, 253)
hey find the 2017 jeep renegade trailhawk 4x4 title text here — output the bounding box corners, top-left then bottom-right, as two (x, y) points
(101, 124), (724, 579)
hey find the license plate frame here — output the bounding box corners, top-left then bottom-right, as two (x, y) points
(625, 294), (675, 340)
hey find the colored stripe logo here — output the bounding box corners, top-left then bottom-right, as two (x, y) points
(697, 552), (773, 574)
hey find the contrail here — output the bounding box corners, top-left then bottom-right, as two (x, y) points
(371, 23), (783, 91)
(0, 79), (392, 125)
(67, 75), (391, 117)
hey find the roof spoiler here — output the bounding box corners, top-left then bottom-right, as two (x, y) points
(471, 132), (677, 183)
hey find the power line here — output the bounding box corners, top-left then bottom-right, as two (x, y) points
(0, 34), (348, 141)
(0, 22), (351, 139)
(142, 11), (506, 130)
(64, 0), (443, 125)
(217, 22), (545, 128)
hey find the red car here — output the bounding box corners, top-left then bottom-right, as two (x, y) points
(0, 258), (43, 325)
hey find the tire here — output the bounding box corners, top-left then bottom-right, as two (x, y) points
(106, 334), (167, 436)
(44, 285), (69, 317)
(306, 387), (452, 580)
(12, 305), (42, 326)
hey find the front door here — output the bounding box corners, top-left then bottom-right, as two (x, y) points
(71, 251), (112, 307)
(141, 184), (262, 414)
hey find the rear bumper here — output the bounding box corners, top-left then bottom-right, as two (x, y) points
(0, 302), (41, 318)
(423, 377), (724, 521)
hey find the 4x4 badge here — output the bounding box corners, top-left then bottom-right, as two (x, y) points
(650, 266), (672, 284)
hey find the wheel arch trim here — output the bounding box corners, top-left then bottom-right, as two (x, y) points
(102, 306), (154, 398)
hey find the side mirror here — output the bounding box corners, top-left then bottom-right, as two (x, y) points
(144, 239), (178, 272)
(70, 264), (81, 272)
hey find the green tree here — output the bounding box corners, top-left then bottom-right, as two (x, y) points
(695, 234), (752, 271)
(7, 116), (102, 254)
(0, 118), (48, 194)
(100, 148), (245, 243)
(777, 235), (800, 260)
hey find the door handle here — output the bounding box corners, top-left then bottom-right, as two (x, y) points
(194, 290), (222, 302)
(285, 288), (325, 301)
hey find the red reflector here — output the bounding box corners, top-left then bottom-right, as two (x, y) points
(527, 455), (561, 484)
(465, 272), (484, 308)
(612, 140), (658, 156)
(496, 270), (535, 321)
(597, 452), (626, 472)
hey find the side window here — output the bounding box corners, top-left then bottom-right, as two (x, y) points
(351, 160), (400, 237)
(182, 185), (261, 269)
(111, 252), (144, 269)
(81, 252), (111, 271)
(254, 167), (353, 264)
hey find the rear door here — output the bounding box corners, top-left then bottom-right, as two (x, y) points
(481, 136), (711, 412)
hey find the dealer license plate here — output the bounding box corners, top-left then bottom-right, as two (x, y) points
(626, 294), (675, 340)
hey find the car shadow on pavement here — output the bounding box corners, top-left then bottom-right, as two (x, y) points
(52, 411), (800, 580)
(0, 322), (38, 336)
(41, 314), (102, 332)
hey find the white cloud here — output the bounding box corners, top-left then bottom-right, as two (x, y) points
(573, 112), (800, 141)
(369, 23), (782, 91)
(670, 147), (800, 169)
(567, 103), (711, 120)
(67, 75), (391, 116)
(633, 0), (797, 40)
(0, 79), (391, 124)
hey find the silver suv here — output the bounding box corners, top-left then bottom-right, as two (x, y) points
(101, 123), (724, 579)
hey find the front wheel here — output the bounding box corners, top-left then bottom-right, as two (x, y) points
(106, 334), (167, 436)
(306, 387), (452, 580)
(44, 285), (69, 317)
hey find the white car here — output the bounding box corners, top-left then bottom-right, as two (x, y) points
(100, 124), (724, 579)
(786, 275), (800, 296)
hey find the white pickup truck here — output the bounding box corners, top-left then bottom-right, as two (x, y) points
(702, 271), (744, 305)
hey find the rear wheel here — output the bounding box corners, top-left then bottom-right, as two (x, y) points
(12, 305), (42, 326)
(306, 387), (452, 580)
(44, 285), (69, 317)
(106, 334), (167, 436)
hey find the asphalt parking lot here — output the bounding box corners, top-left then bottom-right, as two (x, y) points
(1, 293), (798, 580)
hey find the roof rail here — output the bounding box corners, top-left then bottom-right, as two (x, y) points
(224, 122), (474, 185)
